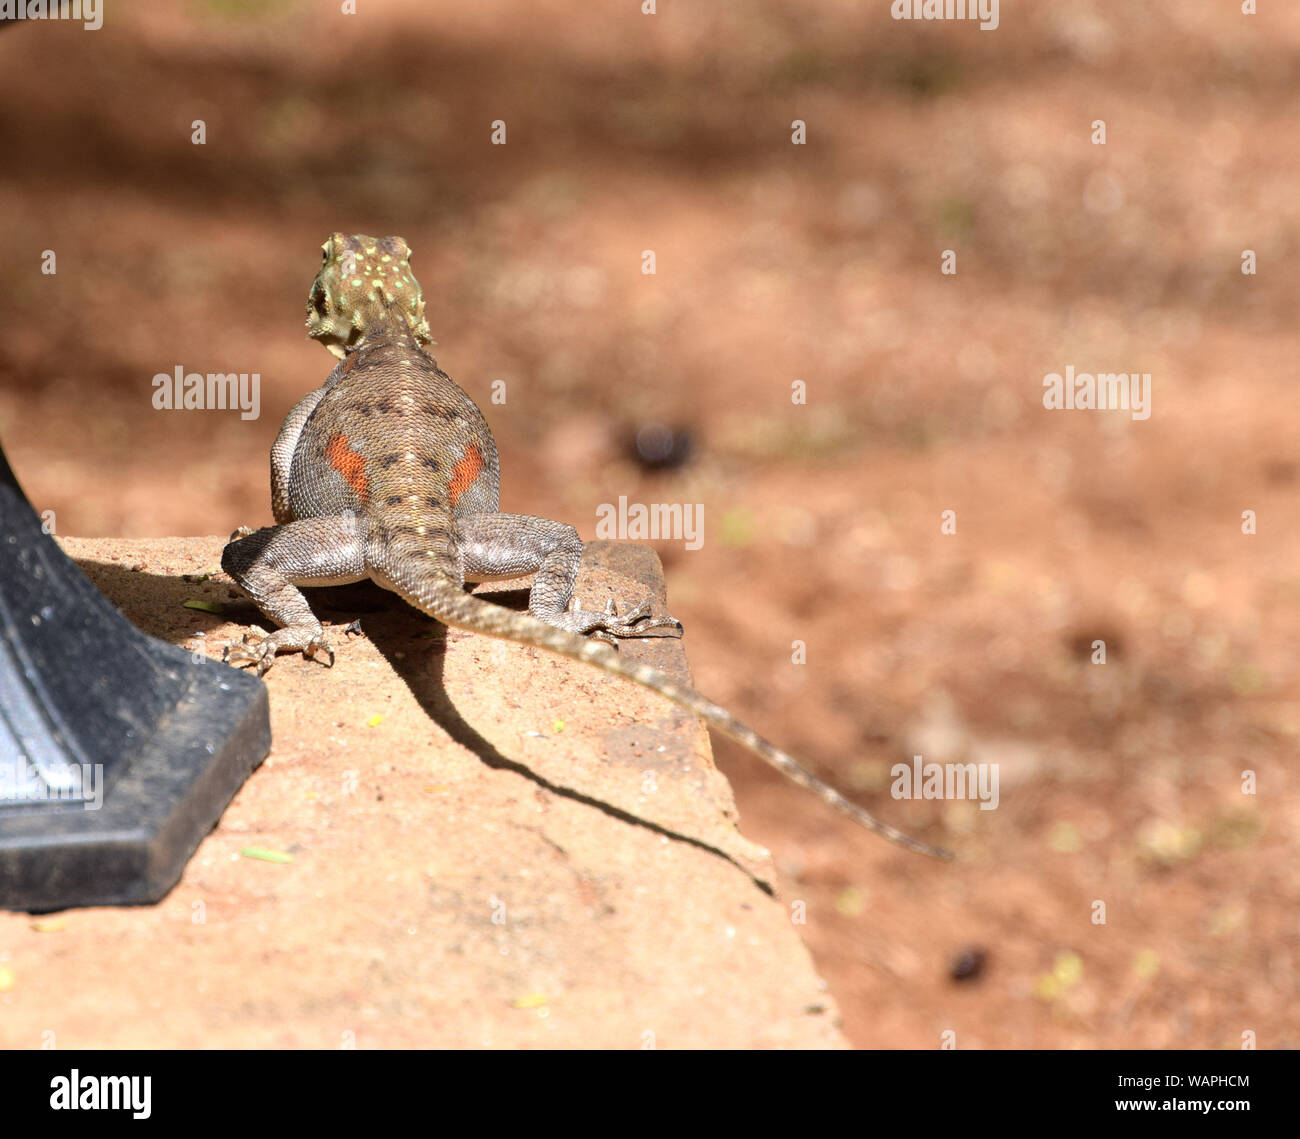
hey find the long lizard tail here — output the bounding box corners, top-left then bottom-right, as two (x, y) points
(376, 557), (952, 860)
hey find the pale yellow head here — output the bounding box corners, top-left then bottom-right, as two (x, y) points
(306, 233), (433, 358)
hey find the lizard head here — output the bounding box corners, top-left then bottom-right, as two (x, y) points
(306, 233), (434, 358)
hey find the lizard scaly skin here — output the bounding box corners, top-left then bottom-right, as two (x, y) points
(222, 234), (951, 860)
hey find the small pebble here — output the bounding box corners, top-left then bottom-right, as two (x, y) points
(628, 422), (694, 470)
(949, 946), (988, 982)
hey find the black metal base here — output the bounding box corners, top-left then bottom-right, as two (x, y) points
(0, 447), (270, 911)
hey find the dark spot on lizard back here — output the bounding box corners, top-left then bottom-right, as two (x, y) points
(426, 402), (460, 422)
(380, 453), (402, 468)
(420, 456), (439, 470)
(385, 495), (405, 506)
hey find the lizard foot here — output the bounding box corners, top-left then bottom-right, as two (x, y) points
(549, 596), (684, 645)
(223, 626), (335, 676)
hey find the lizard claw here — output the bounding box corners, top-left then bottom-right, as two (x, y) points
(548, 595), (684, 642)
(304, 634), (335, 667)
(223, 634), (277, 676)
(222, 625), (335, 675)
(601, 596), (683, 637)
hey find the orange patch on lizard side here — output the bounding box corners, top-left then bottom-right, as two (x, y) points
(325, 433), (369, 502)
(447, 443), (484, 506)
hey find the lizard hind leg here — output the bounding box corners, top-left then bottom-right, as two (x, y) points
(557, 596), (681, 647)
(220, 516), (368, 675)
(458, 513), (683, 643)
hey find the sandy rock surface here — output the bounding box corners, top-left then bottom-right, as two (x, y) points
(0, 537), (843, 1049)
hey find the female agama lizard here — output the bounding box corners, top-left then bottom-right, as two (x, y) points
(221, 234), (951, 860)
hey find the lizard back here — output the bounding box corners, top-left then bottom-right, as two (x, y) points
(289, 314), (501, 528)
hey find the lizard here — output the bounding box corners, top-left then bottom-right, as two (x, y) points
(221, 233), (952, 861)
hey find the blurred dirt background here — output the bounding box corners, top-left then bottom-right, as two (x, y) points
(1, 0), (1296, 1048)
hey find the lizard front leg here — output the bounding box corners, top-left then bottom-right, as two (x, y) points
(458, 513), (683, 644)
(221, 515), (367, 674)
